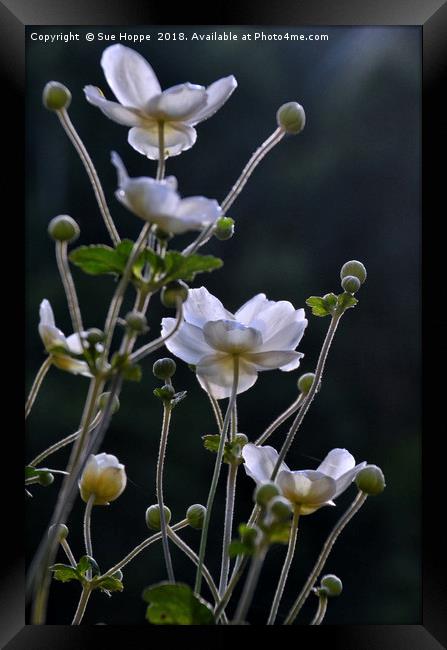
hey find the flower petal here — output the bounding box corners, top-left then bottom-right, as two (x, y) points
(203, 320), (262, 354)
(244, 350), (303, 370)
(51, 355), (92, 377)
(182, 287), (233, 328)
(242, 443), (289, 485)
(115, 177), (180, 222)
(38, 300), (68, 352)
(161, 318), (215, 364)
(84, 86), (142, 126)
(278, 469), (336, 506)
(145, 84), (207, 120)
(333, 462), (367, 499)
(128, 123), (197, 160)
(257, 315), (307, 354)
(65, 333), (85, 355)
(317, 448), (356, 480)
(175, 197), (221, 228)
(196, 353), (258, 400)
(186, 75), (238, 125)
(250, 301), (299, 341)
(101, 44), (161, 108)
(234, 294), (273, 325)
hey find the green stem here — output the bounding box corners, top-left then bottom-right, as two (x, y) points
(130, 301), (183, 364)
(203, 379), (224, 433)
(156, 121), (165, 180)
(267, 508), (300, 624)
(25, 357), (52, 420)
(214, 553), (248, 620)
(60, 539), (77, 569)
(284, 491), (367, 625)
(194, 358), (240, 594)
(83, 494), (95, 580)
(58, 108), (120, 246)
(156, 403), (175, 583)
(218, 462), (238, 597)
(55, 240), (84, 337)
(310, 594), (328, 625)
(233, 541), (269, 624)
(71, 584), (92, 625)
(255, 393), (304, 446)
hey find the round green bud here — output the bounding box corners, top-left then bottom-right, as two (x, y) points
(156, 384), (176, 401)
(355, 465), (386, 496)
(297, 372), (316, 394)
(341, 275), (361, 294)
(268, 496), (293, 521)
(320, 574), (343, 597)
(42, 81), (72, 111)
(145, 504), (172, 530)
(241, 525), (259, 546)
(186, 504), (206, 529)
(153, 358), (177, 380)
(214, 217), (235, 241)
(97, 392), (120, 414)
(276, 101), (306, 134)
(125, 311), (148, 333)
(86, 328), (105, 345)
(48, 215), (80, 243)
(48, 523), (69, 541)
(161, 281), (189, 308)
(340, 260), (367, 285)
(38, 471), (54, 487)
(112, 569), (123, 581)
(254, 481), (281, 507)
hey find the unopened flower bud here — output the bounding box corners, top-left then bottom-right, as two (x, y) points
(43, 81), (72, 111)
(155, 384), (176, 401)
(79, 453), (127, 505)
(234, 433), (249, 447)
(241, 525), (259, 546)
(320, 574), (343, 597)
(186, 504), (206, 529)
(97, 392), (120, 414)
(161, 281), (189, 308)
(38, 471), (54, 487)
(297, 372), (316, 394)
(355, 465), (386, 496)
(48, 523), (69, 541)
(341, 275), (361, 294)
(86, 328), (105, 345)
(340, 260), (367, 286)
(145, 504), (172, 530)
(254, 481), (281, 507)
(214, 217), (235, 241)
(153, 358), (177, 380)
(276, 101), (306, 134)
(125, 311), (148, 333)
(48, 215), (80, 243)
(268, 496), (293, 521)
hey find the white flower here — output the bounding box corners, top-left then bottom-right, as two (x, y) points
(38, 299), (91, 376)
(161, 287), (307, 400)
(242, 444), (367, 515)
(79, 453), (127, 506)
(84, 44), (237, 160)
(111, 152), (221, 234)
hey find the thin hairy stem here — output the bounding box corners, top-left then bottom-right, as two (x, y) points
(194, 359), (240, 594)
(219, 462), (238, 597)
(58, 108), (120, 246)
(55, 240), (84, 336)
(310, 594), (328, 625)
(214, 554), (249, 620)
(267, 508), (300, 624)
(71, 585), (91, 625)
(284, 491), (367, 625)
(25, 357), (52, 420)
(255, 393), (304, 446)
(156, 121), (165, 180)
(130, 301), (183, 364)
(203, 379), (224, 433)
(156, 403), (175, 583)
(233, 541), (269, 624)
(60, 539), (77, 569)
(83, 495), (95, 580)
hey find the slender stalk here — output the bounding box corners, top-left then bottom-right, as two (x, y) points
(233, 541), (269, 624)
(310, 594), (328, 625)
(214, 554), (249, 620)
(25, 357), (52, 420)
(255, 393), (304, 446)
(83, 495), (95, 580)
(156, 121), (165, 181)
(194, 358), (240, 594)
(130, 301), (183, 364)
(271, 313), (342, 480)
(25, 469), (68, 484)
(71, 585), (92, 625)
(267, 508), (300, 624)
(99, 520), (188, 580)
(219, 462), (238, 597)
(284, 491), (368, 625)
(203, 379), (224, 433)
(156, 403), (175, 583)
(60, 539), (77, 569)
(182, 127), (285, 256)
(57, 108), (120, 246)
(55, 240), (84, 336)
(29, 412), (102, 467)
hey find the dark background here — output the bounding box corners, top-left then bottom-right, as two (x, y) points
(25, 26), (420, 625)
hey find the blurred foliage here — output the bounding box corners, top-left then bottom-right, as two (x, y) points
(26, 26), (420, 624)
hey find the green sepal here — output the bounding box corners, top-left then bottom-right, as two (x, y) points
(142, 582), (215, 625)
(50, 563), (82, 583)
(77, 555), (100, 577)
(306, 293), (338, 317)
(336, 291), (358, 312)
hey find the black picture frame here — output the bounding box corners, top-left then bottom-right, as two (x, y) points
(3, 0), (446, 647)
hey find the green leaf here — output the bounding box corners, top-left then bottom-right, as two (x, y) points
(336, 292), (358, 312)
(161, 252), (223, 284)
(202, 434), (221, 454)
(122, 363), (142, 382)
(142, 582), (215, 625)
(97, 576), (124, 593)
(306, 293), (338, 317)
(69, 245), (126, 276)
(25, 466), (53, 480)
(51, 563), (81, 583)
(77, 555), (100, 577)
(228, 540), (254, 558)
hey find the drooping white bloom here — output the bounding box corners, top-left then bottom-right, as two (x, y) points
(111, 152), (221, 234)
(84, 44), (237, 159)
(161, 287), (308, 400)
(79, 453), (127, 506)
(38, 299), (91, 376)
(242, 444), (367, 515)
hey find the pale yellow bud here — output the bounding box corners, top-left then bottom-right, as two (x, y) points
(79, 453), (127, 505)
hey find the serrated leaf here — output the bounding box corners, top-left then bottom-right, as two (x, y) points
(336, 292), (358, 312)
(228, 540), (254, 558)
(51, 563), (81, 583)
(69, 245), (126, 276)
(77, 555), (100, 577)
(142, 582), (215, 625)
(97, 576), (124, 593)
(161, 252), (223, 285)
(202, 434), (221, 454)
(306, 296), (333, 317)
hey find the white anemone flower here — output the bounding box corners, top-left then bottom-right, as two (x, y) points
(111, 152), (221, 234)
(79, 453), (127, 506)
(161, 287), (307, 400)
(84, 44), (237, 160)
(242, 444), (367, 515)
(38, 299), (91, 376)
